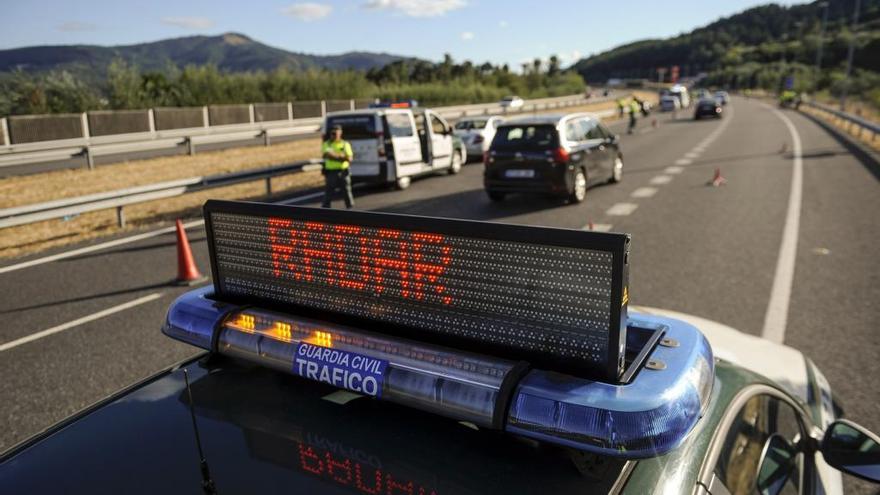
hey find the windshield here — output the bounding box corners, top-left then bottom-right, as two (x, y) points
(492, 124), (558, 150)
(454, 119), (488, 130)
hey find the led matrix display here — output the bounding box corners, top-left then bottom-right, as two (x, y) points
(205, 200), (630, 380)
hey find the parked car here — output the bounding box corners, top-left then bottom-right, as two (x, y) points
(694, 97), (723, 120)
(453, 116), (503, 161)
(714, 90), (730, 105)
(325, 108), (465, 190)
(659, 94), (681, 112)
(484, 113), (623, 203)
(500, 95), (524, 109)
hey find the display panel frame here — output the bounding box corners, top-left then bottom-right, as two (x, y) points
(204, 200), (630, 382)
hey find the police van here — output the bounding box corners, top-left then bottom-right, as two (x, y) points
(324, 107), (465, 190)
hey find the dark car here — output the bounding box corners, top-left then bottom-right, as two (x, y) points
(694, 98), (723, 120)
(483, 113), (623, 203)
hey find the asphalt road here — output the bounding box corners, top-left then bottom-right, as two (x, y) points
(2, 97), (878, 492)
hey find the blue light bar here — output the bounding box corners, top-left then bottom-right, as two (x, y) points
(162, 289), (713, 458)
(506, 315), (714, 458)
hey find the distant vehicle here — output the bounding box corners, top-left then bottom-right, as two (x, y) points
(714, 90), (730, 105)
(484, 113), (623, 203)
(500, 95), (524, 109)
(324, 108), (465, 190)
(694, 98), (723, 120)
(453, 116), (503, 161)
(659, 94), (681, 112)
(369, 99), (419, 108)
(668, 84), (691, 108)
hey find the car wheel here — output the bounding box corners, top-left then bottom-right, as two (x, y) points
(569, 169), (587, 203)
(487, 191), (505, 202)
(396, 176), (411, 190)
(449, 152), (462, 174)
(609, 155), (623, 184)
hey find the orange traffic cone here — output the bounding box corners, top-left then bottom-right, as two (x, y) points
(174, 219), (207, 285)
(708, 168), (726, 187)
(587, 220), (595, 231)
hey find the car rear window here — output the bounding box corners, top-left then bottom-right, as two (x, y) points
(385, 112), (414, 137)
(326, 115), (375, 140)
(492, 124), (558, 150)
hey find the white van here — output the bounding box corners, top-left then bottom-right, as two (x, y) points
(324, 108), (464, 189)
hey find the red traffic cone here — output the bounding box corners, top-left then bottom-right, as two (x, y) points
(708, 168), (726, 187)
(587, 220), (595, 231)
(174, 219), (207, 285)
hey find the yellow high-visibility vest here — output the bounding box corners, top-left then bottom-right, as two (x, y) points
(322, 140), (353, 170)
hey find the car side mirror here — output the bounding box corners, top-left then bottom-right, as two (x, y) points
(820, 419), (880, 483)
(755, 434), (798, 495)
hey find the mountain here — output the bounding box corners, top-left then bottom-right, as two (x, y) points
(572, 0), (880, 83)
(0, 33), (409, 76)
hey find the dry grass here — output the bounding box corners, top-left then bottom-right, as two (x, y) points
(800, 104), (880, 153)
(0, 96), (656, 260)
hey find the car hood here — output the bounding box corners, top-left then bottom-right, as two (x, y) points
(631, 306), (809, 403)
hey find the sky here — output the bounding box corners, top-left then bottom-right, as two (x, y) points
(0, 0), (800, 68)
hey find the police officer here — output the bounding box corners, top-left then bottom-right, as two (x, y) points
(627, 99), (639, 134)
(321, 125), (355, 209)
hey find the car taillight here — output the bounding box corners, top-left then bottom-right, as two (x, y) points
(552, 147), (569, 164)
(483, 151), (494, 165)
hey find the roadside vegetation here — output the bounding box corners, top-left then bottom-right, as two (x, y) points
(0, 55), (585, 116)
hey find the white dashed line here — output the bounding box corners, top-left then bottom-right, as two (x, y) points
(650, 175), (672, 185)
(631, 187), (658, 198)
(583, 223), (613, 232)
(685, 151), (701, 159)
(606, 203), (639, 216)
(675, 158), (692, 166)
(0, 292), (164, 352)
(665, 166), (684, 174)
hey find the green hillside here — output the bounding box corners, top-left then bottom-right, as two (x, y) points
(573, 0), (879, 102)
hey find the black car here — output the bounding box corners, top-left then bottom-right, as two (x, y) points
(483, 114), (623, 203)
(694, 98), (723, 120)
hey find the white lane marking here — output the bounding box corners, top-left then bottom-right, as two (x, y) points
(631, 187), (658, 198)
(685, 151), (701, 159)
(761, 104), (803, 344)
(675, 158), (692, 166)
(606, 203), (639, 216)
(0, 292), (164, 352)
(665, 166), (684, 174)
(650, 175), (672, 185)
(583, 223), (613, 232)
(694, 106), (735, 149)
(0, 220), (204, 275)
(693, 146), (706, 153)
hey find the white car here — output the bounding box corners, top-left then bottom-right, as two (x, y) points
(453, 116), (503, 160)
(500, 95), (524, 109)
(659, 95), (681, 112)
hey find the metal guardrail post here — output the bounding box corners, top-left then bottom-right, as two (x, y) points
(349, 99), (355, 111)
(265, 177), (272, 195)
(147, 109), (156, 135)
(186, 137), (196, 156)
(116, 206), (126, 228)
(263, 130), (271, 147)
(81, 113), (90, 140)
(83, 147), (95, 170)
(287, 102), (294, 120)
(320, 101), (327, 118)
(249, 104), (255, 124)
(202, 106), (209, 128)
(0, 117), (9, 148)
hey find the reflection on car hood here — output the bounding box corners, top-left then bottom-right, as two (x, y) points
(631, 306), (808, 402)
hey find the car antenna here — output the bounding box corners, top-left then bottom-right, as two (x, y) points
(183, 367), (217, 494)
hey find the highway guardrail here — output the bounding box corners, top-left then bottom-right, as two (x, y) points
(0, 159), (324, 229)
(0, 93), (618, 174)
(801, 100), (879, 142)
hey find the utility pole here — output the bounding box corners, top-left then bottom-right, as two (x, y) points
(840, 0), (861, 111)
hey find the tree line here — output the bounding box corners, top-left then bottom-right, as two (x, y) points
(0, 55), (586, 116)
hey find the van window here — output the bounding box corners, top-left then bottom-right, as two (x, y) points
(385, 113), (414, 137)
(430, 114), (447, 134)
(455, 119), (489, 130)
(326, 115), (375, 140)
(492, 125), (558, 151)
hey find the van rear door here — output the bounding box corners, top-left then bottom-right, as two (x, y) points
(428, 112), (453, 167)
(384, 111), (421, 174)
(325, 114), (380, 178)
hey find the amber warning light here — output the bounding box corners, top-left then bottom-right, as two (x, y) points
(204, 200), (630, 381)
